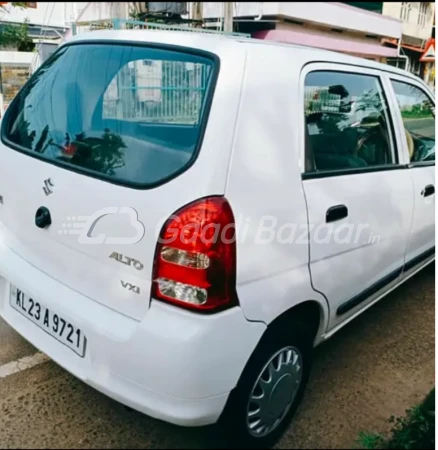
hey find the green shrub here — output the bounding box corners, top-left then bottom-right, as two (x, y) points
(0, 20), (34, 52)
(359, 389), (435, 449)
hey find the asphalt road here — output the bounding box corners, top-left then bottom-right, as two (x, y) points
(0, 264), (434, 449)
(405, 117), (435, 138)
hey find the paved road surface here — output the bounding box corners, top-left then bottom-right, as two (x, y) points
(405, 117), (435, 138)
(0, 264), (434, 449)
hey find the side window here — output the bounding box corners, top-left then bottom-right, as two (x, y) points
(391, 80), (435, 163)
(304, 71), (395, 173)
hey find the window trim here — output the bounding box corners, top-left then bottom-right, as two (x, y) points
(0, 40), (221, 191)
(300, 63), (403, 179)
(302, 164), (407, 180)
(408, 161), (435, 169)
(387, 75), (435, 168)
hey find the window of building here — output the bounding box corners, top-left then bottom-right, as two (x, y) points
(304, 71), (396, 173)
(391, 80), (435, 163)
(418, 2), (428, 27)
(400, 2), (412, 21)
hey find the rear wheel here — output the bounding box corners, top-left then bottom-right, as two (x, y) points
(219, 322), (313, 449)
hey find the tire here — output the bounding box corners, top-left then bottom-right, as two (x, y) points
(218, 321), (313, 449)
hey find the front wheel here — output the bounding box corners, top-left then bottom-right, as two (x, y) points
(219, 322), (313, 449)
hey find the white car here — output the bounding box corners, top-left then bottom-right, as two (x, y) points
(0, 30), (435, 448)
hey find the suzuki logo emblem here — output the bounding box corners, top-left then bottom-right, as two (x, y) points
(43, 178), (54, 196)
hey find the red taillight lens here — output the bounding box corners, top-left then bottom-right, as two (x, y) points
(152, 197), (237, 312)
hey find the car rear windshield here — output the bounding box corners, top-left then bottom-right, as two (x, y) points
(2, 42), (217, 187)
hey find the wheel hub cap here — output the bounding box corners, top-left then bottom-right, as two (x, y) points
(246, 346), (303, 438)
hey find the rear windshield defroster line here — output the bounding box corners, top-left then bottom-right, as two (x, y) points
(1, 40), (220, 189)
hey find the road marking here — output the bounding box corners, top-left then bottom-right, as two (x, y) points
(0, 352), (50, 379)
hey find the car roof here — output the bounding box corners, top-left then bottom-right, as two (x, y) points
(65, 29), (423, 84)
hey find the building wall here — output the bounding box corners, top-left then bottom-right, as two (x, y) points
(274, 21), (392, 61)
(202, 2), (402, 39)
(0, 50), (33, 65)
(1, 64), (28, 104)
(382, 2), (434, 41)
(0, 2), (143, 26)
(0, 2), (87, 27)
(74, 2), (127, 23)
(0, 52), (32, 111)
(276, 21), (383, 46)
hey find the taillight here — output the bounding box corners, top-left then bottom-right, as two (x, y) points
(152, 196), (237, 313)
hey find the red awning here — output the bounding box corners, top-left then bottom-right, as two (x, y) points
(382, 38), (424, 53)
(254, 29), (399, 58)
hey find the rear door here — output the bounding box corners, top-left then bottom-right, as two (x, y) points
(387, 76), (435, 272)
(0, 38), (245, 320)
(301, 63), (413, 331)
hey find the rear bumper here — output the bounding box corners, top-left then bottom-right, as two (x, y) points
(0, 241), (266, 427)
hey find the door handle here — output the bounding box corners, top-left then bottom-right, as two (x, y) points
(422, 185), (435, 197)
(326, 205), (348, 223)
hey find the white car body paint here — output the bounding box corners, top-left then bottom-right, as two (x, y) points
(0, 30), (434, 427)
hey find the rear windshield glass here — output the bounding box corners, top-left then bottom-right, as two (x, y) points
(3, 43), (216, 187)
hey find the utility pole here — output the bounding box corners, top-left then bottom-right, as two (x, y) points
(192, 2), (203, 22)
(223, 2), (233, 32)
(113, 2), (128, 20)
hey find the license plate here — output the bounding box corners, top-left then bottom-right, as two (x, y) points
(9, 286), (87, 357)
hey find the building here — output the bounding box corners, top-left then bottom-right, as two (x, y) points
(346, 2), (435, 81)
(199, 2), (402, 62)
(62, 2), (403, 63)
(2, 3), (405, 65)
(0, 1), (79, 42)
(0, 1), (81, 110)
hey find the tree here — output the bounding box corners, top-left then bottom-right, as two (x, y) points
(0, 2), (34, 51)
(0, 20), (34, 51)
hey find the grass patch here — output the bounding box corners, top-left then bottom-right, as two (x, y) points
(402, 111), (433, 119)
(358, 389), (435, 449)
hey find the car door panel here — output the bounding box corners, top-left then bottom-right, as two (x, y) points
(300, 64), (414, 331)
(304, 170), (413, 329)
(406, 165), (435, 265)
(386, 76), (435, 272)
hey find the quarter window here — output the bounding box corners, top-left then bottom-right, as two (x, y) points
(391, 80), (435, 163)
(304, 71), (395, 173)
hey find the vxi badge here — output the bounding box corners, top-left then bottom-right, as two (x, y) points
(121, 281), (140, 294)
